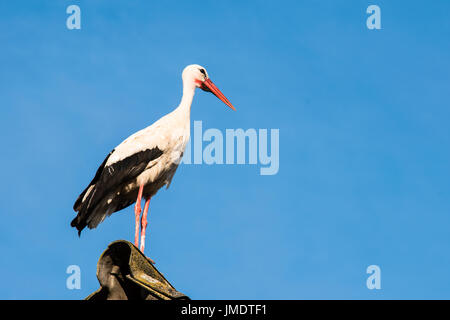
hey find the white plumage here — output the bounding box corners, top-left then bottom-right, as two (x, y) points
(72, 64), (235, 253)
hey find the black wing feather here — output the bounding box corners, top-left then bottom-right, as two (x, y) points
(73, 149), (114, 211)
(72, 147), (163, 235)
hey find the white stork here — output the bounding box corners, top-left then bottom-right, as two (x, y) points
(72, 64), (235, 254)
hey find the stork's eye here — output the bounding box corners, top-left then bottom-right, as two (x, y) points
(199, 68), (206, 76)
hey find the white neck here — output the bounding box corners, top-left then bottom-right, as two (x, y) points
(177, 81), (196, 114)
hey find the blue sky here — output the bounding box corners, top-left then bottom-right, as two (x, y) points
(0, 0), (449, 299)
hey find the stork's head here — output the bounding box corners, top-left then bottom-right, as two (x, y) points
(182, 64), (235, 111)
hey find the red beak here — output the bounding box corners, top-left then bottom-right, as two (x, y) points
(202, 78), (236, 111)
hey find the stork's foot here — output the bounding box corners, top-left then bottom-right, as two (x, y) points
(140, 244), (155, 264)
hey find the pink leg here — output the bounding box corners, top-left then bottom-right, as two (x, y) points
(140, 197), (151, 254)
(134, 184), (144, 248)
